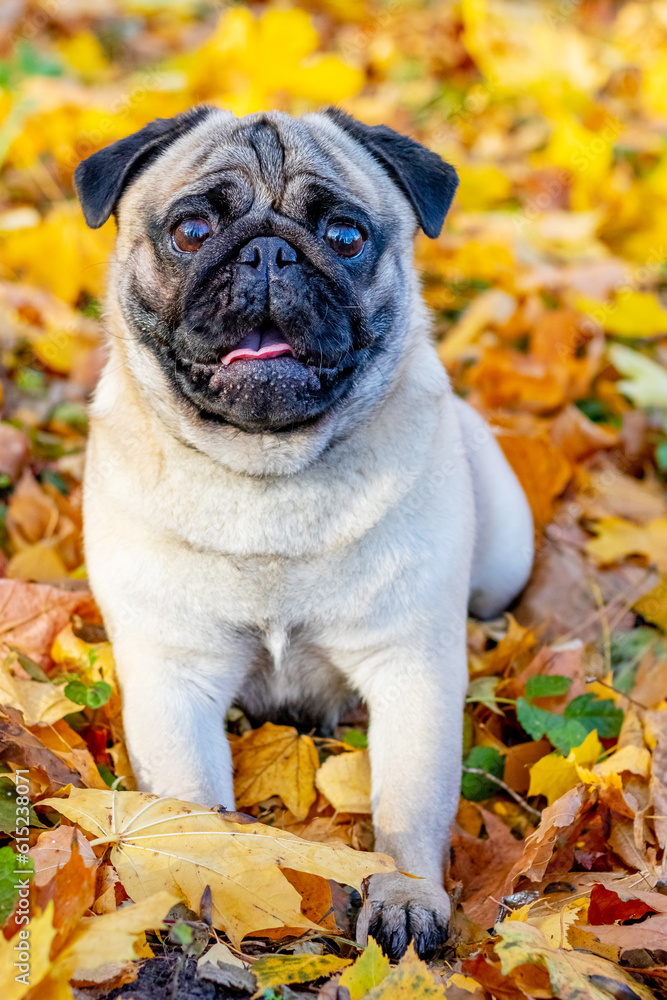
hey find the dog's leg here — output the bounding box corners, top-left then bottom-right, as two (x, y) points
(353, 626), (467, 960)
(113, 637), (241, 808)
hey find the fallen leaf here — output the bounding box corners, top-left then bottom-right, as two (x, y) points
(0, 902), (57, 1000)
(608, 343), (667, 407)
(315, 751), (372, 814)
(450, 805), (524, 927)
(0, 705), (84, 790)
(233, 721), (319, 820)
(41, 788), (395, 947)
(586, 516), (667, 571)
(506, 785), (595, 887)
(339, 938), (390, 999)
(0, 659), (79, 726)
(494, 920), (655, 1000)
(528, 731), (602, 805)
(252, 953), (352, 994)
(0, 581), (93, 667)
(363, 944), (446, 998)
(29, 826), (98, 954)
(588, 883), (657, 925)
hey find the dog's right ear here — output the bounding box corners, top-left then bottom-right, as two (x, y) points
(74, 106), (215, 229)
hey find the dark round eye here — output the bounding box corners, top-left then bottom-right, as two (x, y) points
(173, 218), (210, 252)
(325, 222), (365, 258)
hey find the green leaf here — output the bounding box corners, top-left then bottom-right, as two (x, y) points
(563, 694), (623, 739)
(6, 646), (50, 683)
(0, 846), (34, 927)
(341, 729), (367, 749)
(0, 776), (45, 835)
(656, 440), (667, 473)
(461, 746), (505, 801)
(525, 675), (572, 699)
(64, 678), (89, 705)
(516, 698), (587, 754)
(85, 681), (112, 709)
(516, 694), (623, 754)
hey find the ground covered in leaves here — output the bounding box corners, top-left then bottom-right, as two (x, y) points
(2, 0), (667, 997)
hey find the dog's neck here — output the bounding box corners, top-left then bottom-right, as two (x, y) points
(94, 286), (440, 479)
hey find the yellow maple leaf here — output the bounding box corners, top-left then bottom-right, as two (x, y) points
(315, 750), (372, 814)
(528, 731), (602, 805)
(232, 721), (319, 820)
(41, 788), (394, 948)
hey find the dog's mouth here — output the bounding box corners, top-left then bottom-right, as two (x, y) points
(173, 320), (359, 430)
(220, 325), (296, 366)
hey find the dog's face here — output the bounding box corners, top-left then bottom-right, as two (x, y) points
(76, 107), (457, 435)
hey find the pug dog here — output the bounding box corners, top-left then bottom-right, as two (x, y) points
(74, 106), (533, 960)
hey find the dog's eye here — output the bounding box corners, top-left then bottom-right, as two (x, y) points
(173, 218), (210, 252)
(325, 222), (365, 258)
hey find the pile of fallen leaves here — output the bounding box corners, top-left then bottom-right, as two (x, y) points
(2, 0), (667, 997)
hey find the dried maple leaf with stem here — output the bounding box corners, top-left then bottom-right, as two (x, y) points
(41, 787), (395, 948)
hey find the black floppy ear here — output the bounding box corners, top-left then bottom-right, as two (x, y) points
(325, 107), (458, 239)
(74, 106), (215, 229)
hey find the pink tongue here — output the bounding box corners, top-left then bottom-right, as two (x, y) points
(221, 328), (295, 365)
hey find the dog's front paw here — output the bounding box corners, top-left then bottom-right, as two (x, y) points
(356, 872), (450, 961)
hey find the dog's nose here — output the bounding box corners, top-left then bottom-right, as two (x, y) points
(235, 236), (298, 276)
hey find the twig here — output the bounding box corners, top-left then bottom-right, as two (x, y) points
(461, 766), (542, 820)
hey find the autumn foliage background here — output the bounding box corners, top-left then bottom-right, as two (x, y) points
(2, 1), (667, 998)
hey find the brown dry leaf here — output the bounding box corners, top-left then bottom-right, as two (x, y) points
(0, 424), (28, 482)
(549, 406), (617, 464)
(0, 705), (84, 790)
(506, 785), (595, 888)
(42, 787), (395, 947)
(92, 861), (123, 915)
(315, 750), (372, 814)
(589, 912), (667, 954)
(576, 461), (667, 524)
(450, 805), (524, 927)
(30, 826), (98, 954)
(0, 580), (93, 667)
(630, 651), (667, 710)
(30, 719), (107, 789)
(503, 740), (552, 795)
(648, 710), (667, 861)
(261, 868), (338, 939)
(233, 721), (319, 820)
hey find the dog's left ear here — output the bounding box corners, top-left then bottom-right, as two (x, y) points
(325, 108), (458, 239)
(74, 106), (215, 229)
